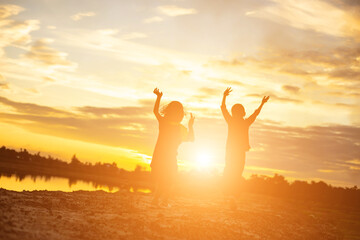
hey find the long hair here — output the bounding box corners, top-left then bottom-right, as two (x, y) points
(161, 101), (184, 123)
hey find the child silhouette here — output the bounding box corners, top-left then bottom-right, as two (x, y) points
(151, 88), (195, 207)
(221, 87), (269, 207)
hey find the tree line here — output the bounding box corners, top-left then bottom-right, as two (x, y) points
(0, 146), (359, 209)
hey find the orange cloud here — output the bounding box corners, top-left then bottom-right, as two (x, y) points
(0, 82), (9, 90)
(0, 95), (359, 185)
(24, 39), (77, 70)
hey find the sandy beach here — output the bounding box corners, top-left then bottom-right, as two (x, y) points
(1, 188), (356, 240)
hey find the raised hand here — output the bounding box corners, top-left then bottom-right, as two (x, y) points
(153, 88), (163, 97)
(223, 87), (232, 97)
(262, 96), (270, 104)
(188, 113), (195, 127)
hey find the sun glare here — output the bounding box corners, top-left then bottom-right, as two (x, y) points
(196, 151), (212, 170)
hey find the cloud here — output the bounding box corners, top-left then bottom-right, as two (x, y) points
(210, 78), (245, 87)
(0, 96), (156, 151)
(56, 28), (182, 66)
(0, 111), (155, 152)
(157, 5), (197, 17)
(245, 0), (346, 37)
(317, 169), (339, 173)
(71, 12), (96, 21)
(202, 0), (360, 99)
(26, 88), (39, 94)
(0, 96), (72, 116)
(0, 4), (23, 19)
(24, 38), (77, 70)
(0, 5), (76, 88)
(0, 82), (9, 90)
(0, 4), (39, 56)
(346, 159), (360, 165)
(311, 100), (356, 110)
(282, 85), (300, 94)
(189, 87), (223, 103)
(76, 105), (152, 117)
(43, 76), (56, 82)
(272, 47), (360, 85)
(143, 16), (163, 23)
(210, 57), (247, 67)
(247, 121), (360, 184)
(198, 87), (221, 96)
(246, 93), (302, 104)
(206, 33), (359, 127)
(326, 91), (360, 98)
(0, 74), (8, 89)
(211, 45), (360, 87)
(327, 0), (360, 39)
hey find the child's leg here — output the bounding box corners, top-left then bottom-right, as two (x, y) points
(161, 172), (175, 206)
(151, 170), (163, 205)
(233, 152), (246, 202)
(223, 152), (246, 210)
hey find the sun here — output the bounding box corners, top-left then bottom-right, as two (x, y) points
(196, 151), (212, 170)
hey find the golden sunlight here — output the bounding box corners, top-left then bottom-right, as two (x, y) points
(0, 1), (359, 238)
(196, 150), (212, 170)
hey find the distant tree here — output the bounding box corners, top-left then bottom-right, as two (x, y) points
(134, 165), (143, 173)
(70, 154), (81, 165)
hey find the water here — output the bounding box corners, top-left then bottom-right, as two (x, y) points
(0, 174), (119, 192)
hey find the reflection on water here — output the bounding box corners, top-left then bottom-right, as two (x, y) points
(129, 187), (151, 193)
(0, 174), (120, 192)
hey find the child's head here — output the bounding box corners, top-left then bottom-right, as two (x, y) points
(162, 101), (184, 123)
(231, 104), (245, 118)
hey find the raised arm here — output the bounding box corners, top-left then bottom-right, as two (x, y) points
(221, 87), (232, 123)
(247, 96), (270, 124)
(153, 88), (163, 121)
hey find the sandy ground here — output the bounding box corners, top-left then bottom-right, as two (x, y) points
(0, 188), (355, 240)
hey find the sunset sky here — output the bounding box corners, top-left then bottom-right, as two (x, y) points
(0, 0), (359, 186)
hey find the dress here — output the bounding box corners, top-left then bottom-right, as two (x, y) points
(222, 108), (259, 194)
(151, 118), (187, 181)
